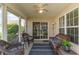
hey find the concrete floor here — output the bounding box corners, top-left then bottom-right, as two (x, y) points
(24, 42), (33, 55)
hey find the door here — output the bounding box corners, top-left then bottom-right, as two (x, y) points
(33, 22), (48, 39)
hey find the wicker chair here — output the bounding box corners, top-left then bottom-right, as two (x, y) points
(0, 40), (24, 55)
(22, 33), (33, 46)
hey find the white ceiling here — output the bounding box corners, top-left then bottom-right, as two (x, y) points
(10, 3), (72, 19)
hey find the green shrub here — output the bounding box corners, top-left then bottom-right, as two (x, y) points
(8, 24), (19, 34)
(7, 24), (19, 41)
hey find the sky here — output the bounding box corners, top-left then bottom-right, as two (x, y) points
(7, 12), (19, 24)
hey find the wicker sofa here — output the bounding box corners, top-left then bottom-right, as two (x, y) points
(49, 34), (71, 54)
(0, 40), (24, 55)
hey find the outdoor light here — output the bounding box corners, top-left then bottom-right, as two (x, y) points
(38, 10), (43, 13)
(34, 3), (48, 14)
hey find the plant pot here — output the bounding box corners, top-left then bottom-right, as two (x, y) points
(63, 46), (70, 52)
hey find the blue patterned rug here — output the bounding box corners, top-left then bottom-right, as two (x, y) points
(29, 43), (58, 55)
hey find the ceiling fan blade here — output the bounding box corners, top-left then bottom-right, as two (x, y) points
(33, 4), (48, 8)
(43, 9), (48, 12)
(33, 3), (48, 13)
(42, 4), (48, 7)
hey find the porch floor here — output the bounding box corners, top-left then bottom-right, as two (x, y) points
(29, 43), (58, 55)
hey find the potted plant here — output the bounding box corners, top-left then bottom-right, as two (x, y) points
(62, 40), (71, 52)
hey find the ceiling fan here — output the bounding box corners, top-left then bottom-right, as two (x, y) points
(33, 4), (48, 13)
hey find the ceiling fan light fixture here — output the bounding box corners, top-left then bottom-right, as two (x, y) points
(34, 3), (48, 14)
(38, 10), (43, 13)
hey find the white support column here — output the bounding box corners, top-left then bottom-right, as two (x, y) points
(64, 15), (67, 34)
(2, 5), (7, 41)
(25, 19), (27, 33)
(18, 17), (21, 42)
(52, 23), (55, 37)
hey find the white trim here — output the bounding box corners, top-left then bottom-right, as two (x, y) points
(78, 8), (79, 44)
(65, 7), (79, 16)
(18, 17), (21, 42)
(64, 14), (67, 34)
(59, 27), (65, 28)
(0, 5), (3, 40)
(25, 19), (27, 33)
(48, 21), (49, 39)
(52, 23), (55, 36)
(66, 26), (79, 28)
(2, 5), (7, 41)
